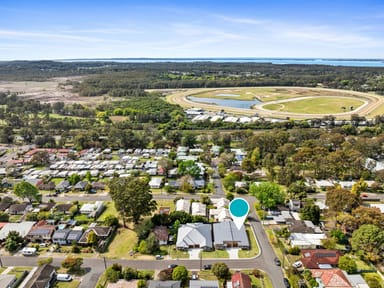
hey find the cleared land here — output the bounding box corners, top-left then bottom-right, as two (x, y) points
(166, 87), (384, 119)
(262, 97), (365, 114)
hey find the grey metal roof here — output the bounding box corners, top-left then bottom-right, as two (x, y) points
(52, 229), (70, 240)
(213, 221), (250, 248)
(148, 281), (181, 288)
(189, 280), (219, 288)
(67, 229), (84, 241)
(176, 223), (212, 249)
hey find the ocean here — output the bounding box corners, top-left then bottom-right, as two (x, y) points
(59, 58), (384, 67)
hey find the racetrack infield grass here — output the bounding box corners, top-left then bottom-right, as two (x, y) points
(262, 97), (364, 114)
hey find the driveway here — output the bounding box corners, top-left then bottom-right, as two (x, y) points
(188, 249), (202, 260)
(227, 248), (239, 259)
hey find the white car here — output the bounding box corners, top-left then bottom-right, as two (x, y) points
(56, 274), (72, 282)
(292, 261), (303, 268)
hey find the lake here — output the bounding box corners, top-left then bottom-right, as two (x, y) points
(188, 96), (261, 109)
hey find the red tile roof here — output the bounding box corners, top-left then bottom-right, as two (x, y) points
(301, 249), (341, 269)
(231, 272), (252, 288)
(311, 269), (352, 287)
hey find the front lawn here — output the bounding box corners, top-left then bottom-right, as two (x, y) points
(200, 249), (229, 259)
(55, 280), (81, 288)
(8, 266), (33, 279)
(103, 227), (137, 259)
(238, 226), (259, 258)
(161, 245), (189, 259)
(97, 201), (118, 222)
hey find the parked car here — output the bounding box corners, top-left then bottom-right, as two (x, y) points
(283, 278), (291, 288)
(274, 257), (281, 266)
(57, 274), (72, 282)
(203, 264), (212, 270)
(168, 264), (178, 269)
(191, 272), (199, 280)
(292, 261), (302, 268)
(155, 255), (164, 260)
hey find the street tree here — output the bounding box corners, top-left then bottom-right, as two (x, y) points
(14, 181), (41, 203)
(172, 266), (189, 285)
(212, 262), (230, 281)
(61, 256), (83, 273)
(109, 176), (157, 225)
(249, 182), (285, 209)
(5, 231), (24, 252)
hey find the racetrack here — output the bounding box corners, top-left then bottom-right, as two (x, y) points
(166, 87), (384, 119)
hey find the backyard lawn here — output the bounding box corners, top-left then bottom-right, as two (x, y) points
(103, 227), (137, 259)
(97, 201), (118, 222)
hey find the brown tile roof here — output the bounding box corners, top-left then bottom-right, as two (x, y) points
(231, 272), (252, 288)
(153, 226), (169, 242)
(311, 269), (352, 287)
(301, 249), (341, 269)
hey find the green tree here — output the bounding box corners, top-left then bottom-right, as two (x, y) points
(325, 187), (360, 213)
(30, 151), (50, 167)
(212, 262), (230, 281)
(172, 266), (189, 286)
(38, 257), (53, 266)
(137, 279), (147, 288)
(104, 215), (119, 226)
(61, 256), (83, 273)
(105, 266), (121, 283)
(351, 224), (384, 262)
(87, 230), (98, 247)
(14, 181), (41, 203)
(338, 256), (357, 274)
(249, 182), (285, 209)
(5, 231), (24, 252)
(351, 179), (368, 196)
(0, 211), (9, 222)
(300, 204), (320, 225)
(109, 176), (157, 225)
(68, 173), (80, 185)
(177, 160), (201, 178)
(364, 274), (382, 288)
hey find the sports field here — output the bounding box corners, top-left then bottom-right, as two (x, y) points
(262, 97), (365, 114)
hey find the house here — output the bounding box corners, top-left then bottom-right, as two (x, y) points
(311, 269), (352, 288)
(0, 198), (13, 212)
(27, 220), (56, 242)
(175, 199), (191, 213)
(24, 264), (56, 288)
(301, 249), (341, 269)
(78, 224), (113, 246)
(210, 207), (231, 222)
(176, 223), (212, 250)
(80, 201), (104, 218)
(53, 203), (74, 215)
(0, 274), (16, 288)
(153, 226), (169, 245)
(66, 227), (84, 243)
(314, 180), (334, 190)
(159, 207), (171, 215)
(149, 177), (163, 189)
(194, 179), (205, 189)
(213, 221), (250, 249)
(189, 280), (220, 288)
(91, 181), (105, 191)
(37, 202), (56, 212)
(343, 272), (369, 288)
(8, 203), (31, 215)
(211, 198), (230, 209)
(56, 180), (70, 192)
(0, 221), (36, 240)
(52, 229), (71, 245)
(232, 272), (252, 288)
(37, 181), (56, 191)
(73, 180), (88, 191)
(290, 233), (326, 249)
(148, 281), (181, 288)
(191, 202), (206, 217)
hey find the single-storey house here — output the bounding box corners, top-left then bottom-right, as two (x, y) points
(213, 221), (250, 249)
(191, 202), (206, 217)
(176, 223), (212, 250)
(24, 264), (56, 288)
(175, 199), (190, 213)
(56, 180), (70, 192)
(288, 199), (301, 212)
(189, 280), (219, 288)
(66, 227), (84, 244)
(149, 177), (163, 189)
(210, 207), (231, 222)
(52, 229), (71, 245)
(8, 203), (31, 215)
(211, 198), (230, 209)
(0, 221), (36, 240)
(53, 203), (74, 215)
(80, 201), (104, 218)
(301, 249), (341, 269)
(290, 233), (326, 249)
(27, 220), (56, 242)
(311, 269), (352, 288)
(231, 272), (252, 288)
(153, 226), (169, 246)
(78, 224), (113, 246)
(73, 180), (89, 191)
(148, 281), (181, 288)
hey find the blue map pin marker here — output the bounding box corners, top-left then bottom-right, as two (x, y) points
(229, 198), (249, 230)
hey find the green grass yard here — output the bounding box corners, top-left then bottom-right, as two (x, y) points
(238, 226), (259, 258)
(55, 280), (81, 288)
(103, 227), (137, 259)
(97, 201), (118, 222)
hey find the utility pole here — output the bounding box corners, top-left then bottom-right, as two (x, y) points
(103, 256), (107, 270)
(200, 252), (202, 270)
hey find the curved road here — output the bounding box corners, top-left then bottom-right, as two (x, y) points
(166, 86), (384, 120)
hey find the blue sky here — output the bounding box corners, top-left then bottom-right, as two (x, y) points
(1, 0), (384, 60)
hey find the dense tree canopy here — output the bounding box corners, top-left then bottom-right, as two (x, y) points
(249, 182), (286, 209)
(14, 181), (41, 203)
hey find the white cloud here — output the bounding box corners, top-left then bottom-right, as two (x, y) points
(0, 29), (103, 42)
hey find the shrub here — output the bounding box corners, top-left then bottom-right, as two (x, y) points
(105, 267), (121, 283)
(288, 246), (301, 255)
(123, 267), (138, 280)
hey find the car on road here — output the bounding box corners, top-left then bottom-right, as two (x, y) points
(155, 255), (163, 260)
(274, 257), (281, 266)
(168, 264), (178, 269)
(203, 264), (212, 270)
(283, 278), (291, 288)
